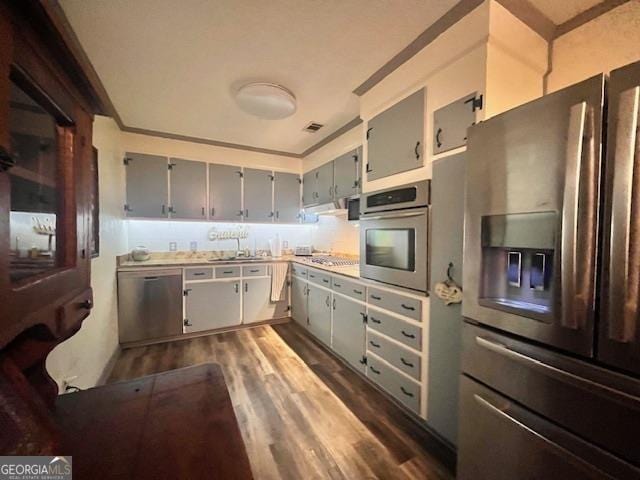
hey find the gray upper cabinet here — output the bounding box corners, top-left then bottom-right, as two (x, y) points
(315, 161), (334, 204)
(243, 168), (273, 222)
(366, 88), (424, 181)
(124, 152), (168, 218)
(332, 294), (366, 372)
(274, 172), (300, 223)
(433, 92), (481, 155)
(307, 284), (332, 346)
(209, 164), (243, 221)
(169, 158), (207, 219)
(333, 147), (361, 199)
(302, 170), (317, 207)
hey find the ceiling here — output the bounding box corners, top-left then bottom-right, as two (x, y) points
(60, 0), (608, 156)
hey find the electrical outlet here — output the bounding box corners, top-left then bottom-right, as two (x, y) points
(282, 240), (289, 248)
(169, 242), (177, 251)
(190, 241), (197, 251)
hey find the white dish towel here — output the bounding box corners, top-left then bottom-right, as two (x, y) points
(271, 263), (288, 302)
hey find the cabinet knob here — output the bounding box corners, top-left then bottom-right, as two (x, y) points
(80, 299), (93, 310)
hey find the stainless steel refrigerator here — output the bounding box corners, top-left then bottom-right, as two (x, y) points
(458, 60), (640, 479)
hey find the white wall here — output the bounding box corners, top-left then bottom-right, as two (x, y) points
(548, 1), (640, 92)
(47, 116), (127, 390)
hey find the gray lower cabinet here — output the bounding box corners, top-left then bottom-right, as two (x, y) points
(291, 276), (308, 327)
(307, 284), (332, 345)
(302, 170), (316, 207)
(185, 280), (241, 333)
(315, 161), (334, 204)
(243, 277), (271, 324)
(331, 294), (366, 372)
(274, 172), (301, 223)
(243, 168), (273, 222)
(209, 164), (242, 221)
(367, 354), (421, 414)
(124, 152), (168, 218)
(169, 158), (207, 219)
(366, 88), (424, 181)
(333, 147), (361, 199)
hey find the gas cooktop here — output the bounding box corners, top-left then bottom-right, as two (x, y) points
(303, 256), (359, 267)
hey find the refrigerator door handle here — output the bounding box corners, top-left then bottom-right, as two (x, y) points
(561, 101), (590, 330)
(608, 86), (640, 343)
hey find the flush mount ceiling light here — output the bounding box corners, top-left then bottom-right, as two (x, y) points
(235, 83), (296, 119)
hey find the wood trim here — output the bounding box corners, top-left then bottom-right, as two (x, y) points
(554, 0), (632, 38)
(353, 0), (484, 96)
(300, 117), (362, 157)
(494, 0), (556, 40)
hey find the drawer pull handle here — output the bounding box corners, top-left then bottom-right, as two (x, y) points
(323, 279), (329, 283)
(400, 358), (414, 368)
(334, 283), (342, 287)
(370, 317), (381, 324)
(310, 274), (316, 278)
(401, 304), (415, 311)
(370, 366), (381, 375)
(401, 330), (416, 339)
(250, 269), (260, 273)
(371, 295), (382, 300)
(223, 270), (233, 274)
(193, 272), (206, 276)
(400, 386), (414, 397)
(369, 340), (381, 348)
(353, 289), (363, 295)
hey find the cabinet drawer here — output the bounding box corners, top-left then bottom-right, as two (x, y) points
(291, 263), (307, 278)
(367, 308), (422, 351)
(367, 355), (421, 414)
(331, 276), (365, 301)
(308, 269), (331, 287)
(215, 266), (241, 278)
(185, 267), (213, 281)
(242, 265), (267, 277)
(367, 331), (421, 381)
(368, 287), (421, 321)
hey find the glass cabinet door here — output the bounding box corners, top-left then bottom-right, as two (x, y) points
(8, 75), (73, 283)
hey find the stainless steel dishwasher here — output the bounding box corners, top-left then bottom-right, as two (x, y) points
(117, 269), (183, 344)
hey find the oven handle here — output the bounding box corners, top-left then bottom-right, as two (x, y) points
(359, 211), (426, 221)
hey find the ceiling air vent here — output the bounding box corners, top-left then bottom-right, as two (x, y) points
(303, 122), (324, 133)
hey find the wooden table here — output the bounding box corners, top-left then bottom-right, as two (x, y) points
(54, 363), (253, 479)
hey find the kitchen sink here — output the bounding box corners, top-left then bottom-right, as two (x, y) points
(207, 256), (271, 263)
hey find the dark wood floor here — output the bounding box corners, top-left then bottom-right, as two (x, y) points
(108, 321), (454, 480)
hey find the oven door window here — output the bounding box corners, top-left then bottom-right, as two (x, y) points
(365, 228), (416, 271)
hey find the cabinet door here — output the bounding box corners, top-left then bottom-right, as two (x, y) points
(332, 294), (366, 371)
(367, 88), (424, 181)
(307, 284), (332, 345)
(274, 172), (301, 223)
(291, 276), (308, 327)
(429, 153), (465, 444)
(185, 281), (241, 332)
(433, 92), (479, 155)
(243, 277), (271, 324)
(125, 152), (168, 218)
(243, 168), (273, 222)
(333, 148), (360, 199)
(302, 169), (317, 207)
(315, 161), (334, 204)
(209, 164), (243, 221)
(169, 158), (206, 219)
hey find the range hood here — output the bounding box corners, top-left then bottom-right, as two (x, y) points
(304, 198), (348, 216)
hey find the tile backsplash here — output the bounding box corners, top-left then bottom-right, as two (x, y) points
(127, 215), (360, 256)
